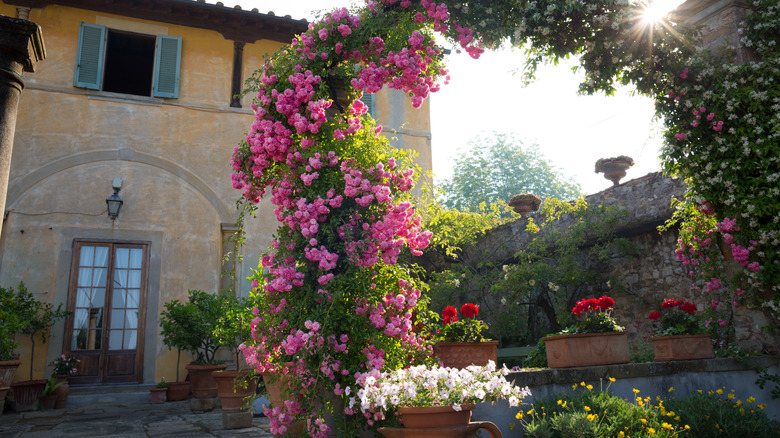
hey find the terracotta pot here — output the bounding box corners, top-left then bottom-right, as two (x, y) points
(398, 403), (475, 429)
(652, 334), (714, 361)
(378, 421), (503, 438)
(213, 369), (257, 411)
(52, 374), (70, 409)
(166, 381), (191, 401)
(0, 360), (21, 388)
(10, 379), (47, 412)
(262, 372), (305, 436)
(508, 197), (540, 217)
(149, 387), (167, 404)
(596, 160), (632, 186)
(543, 332), (630, 368)
(435, 341), (498, 369)
(185, 363), (228, 399)
(40, 394), (57, 410)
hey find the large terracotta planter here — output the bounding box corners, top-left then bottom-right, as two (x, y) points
(435, 341), (498, 369)
(149, 387), (167, 404)
(166, 381), (191, 401)
(52, 374), (70, 409)
(213, 369), (257, 411)
(40, 394), (58, 410)
(398, 403), (475, 428)
(186, 363), (228, 399)
(262, 372), (305, 437)
(0, 360), (21, 388)
(652, 334), (714, 361)
(543, 332), (630, 368)
(10, 379), (47, 412)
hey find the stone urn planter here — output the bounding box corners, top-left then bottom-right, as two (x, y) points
(10, 379), (47, 412)
(435, 341), (498, 369)
(508, 193), (542, 218)
(595, 156), (634, 186)
(543, 332), (630, 368)
(652, 334), (714, 361)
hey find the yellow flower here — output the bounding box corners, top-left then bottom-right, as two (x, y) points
(647, 427), (656, 434)
(527, 409), (533, 415)
(633, 388), (640, 394)
(727, 393), (735, 400)
(716, 388), (723, 395)
(640, 418), (647, 424)
(581, 381), (587, 387)
(662, 422), (673, 430)
(668, 386), (674, 392)
(674, 416), (680, 421)
(747, 396), (756, 404)
(618, 432), (625, 438)
(684, 425), (690, 430)
(584, 406), (591, 412)
(758, 403), (767, 410)
(697, 390), (702, 394)
(608, 377), (616, 382)
(515, 412), (523, 420)
(572, 384), (578, 390)
(557, 399), (563, 406)
(736, 400), (743, 406)
(509, 422), (515, 430)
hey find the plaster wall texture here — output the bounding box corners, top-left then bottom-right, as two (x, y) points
(0, 1), (433, 383)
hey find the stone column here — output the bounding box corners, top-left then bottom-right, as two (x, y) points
(0, 16), (45, 234)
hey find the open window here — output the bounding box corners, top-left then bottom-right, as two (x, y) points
(74, 23), (182, 98)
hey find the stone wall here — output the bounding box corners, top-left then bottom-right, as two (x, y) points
(460, 172), (778, 353)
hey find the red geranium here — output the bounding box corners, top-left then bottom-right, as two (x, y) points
(648, 311), (661, 320)
(648, 298), (705, 336)
(460, 303), (479, 319)
(567, 296), (622, 334)
(442, 306), (458, 324)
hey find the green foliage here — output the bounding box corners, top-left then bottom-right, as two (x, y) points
(438, 132), (582, 216)
(664, 388), (780, 437)
(159, 290), (234, 365)
(429, 304), (489, 343)
(524, 338), (548, 368)
(156, 377), (168, 389)
(0, 282), (70, 379)
(561, 310), (623, 336)
(41, 374), (64, 396)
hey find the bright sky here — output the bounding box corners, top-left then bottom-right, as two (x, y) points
(224, 0), (685, 195)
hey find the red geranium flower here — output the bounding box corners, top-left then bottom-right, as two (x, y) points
(649, 311), (661, 320)
(460, 303), (479, 319)
(442, 306), (457, 324)
(681, 301), (697, 315)
(597, 296), (615, 309)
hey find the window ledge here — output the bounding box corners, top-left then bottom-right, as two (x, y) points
(87, 91), (164, 106)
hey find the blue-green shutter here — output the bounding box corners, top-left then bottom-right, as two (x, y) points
(153, 35), (182, 98)
(74, 23), (106, 90)
(361, 92), (376, 118)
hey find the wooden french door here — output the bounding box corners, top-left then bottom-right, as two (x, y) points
(64, 240), (149, 384)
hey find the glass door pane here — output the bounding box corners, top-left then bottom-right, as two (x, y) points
(71, 245), (108, 351)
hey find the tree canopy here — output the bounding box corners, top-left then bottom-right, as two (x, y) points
(438, 132), (582, 214)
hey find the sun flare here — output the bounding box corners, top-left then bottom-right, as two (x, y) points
(641, 0), (685, 24)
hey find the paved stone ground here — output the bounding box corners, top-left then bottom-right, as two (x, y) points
(0, 391), (273, 437)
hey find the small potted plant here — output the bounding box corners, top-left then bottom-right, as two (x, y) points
(159, 290), (230, 407)
(542, 296), (630, 368)
(356, 361), (531, 433)
(648, 299), (714, 361)
(595, 155), (634, 186)
(39, 375), (64, 410)
(433, 303), (497, 369)
(48, 354), (78, 408)
(150, 378), (168, 404)
(508, 193), (542, 217)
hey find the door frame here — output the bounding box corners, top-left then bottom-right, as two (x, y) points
(63, 239), (150, 384)
(49, 229), (162, 386)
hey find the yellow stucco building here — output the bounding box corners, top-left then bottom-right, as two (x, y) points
(0, 0), (432, 385)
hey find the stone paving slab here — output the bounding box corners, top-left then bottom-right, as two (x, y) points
(0, 394), (273, 438)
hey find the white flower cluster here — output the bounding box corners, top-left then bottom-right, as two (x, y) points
(352, 361), (531, 414)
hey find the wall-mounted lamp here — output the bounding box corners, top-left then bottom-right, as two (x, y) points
(106, 178), (123, 220)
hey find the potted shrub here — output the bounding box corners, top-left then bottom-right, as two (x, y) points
(357, 362), (530, 434)
(0, 285), (23, 415)
(7, 283), (69, 412)
(211, 295), (257, 415)
(39, 375), (63, 410)
(48, 354), (78, 409)
(433, 303), (498, 369)
(542, 296), (630, 368)
(648, 298), (714, 361)
(159, 290), (229, 403)
(150, 378), (168, 404)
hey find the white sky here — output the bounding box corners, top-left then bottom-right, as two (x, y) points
(224, 0), (685, 195)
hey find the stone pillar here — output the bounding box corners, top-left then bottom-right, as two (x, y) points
(674, 0), (757, 63)
(0, 16), (45, 235)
